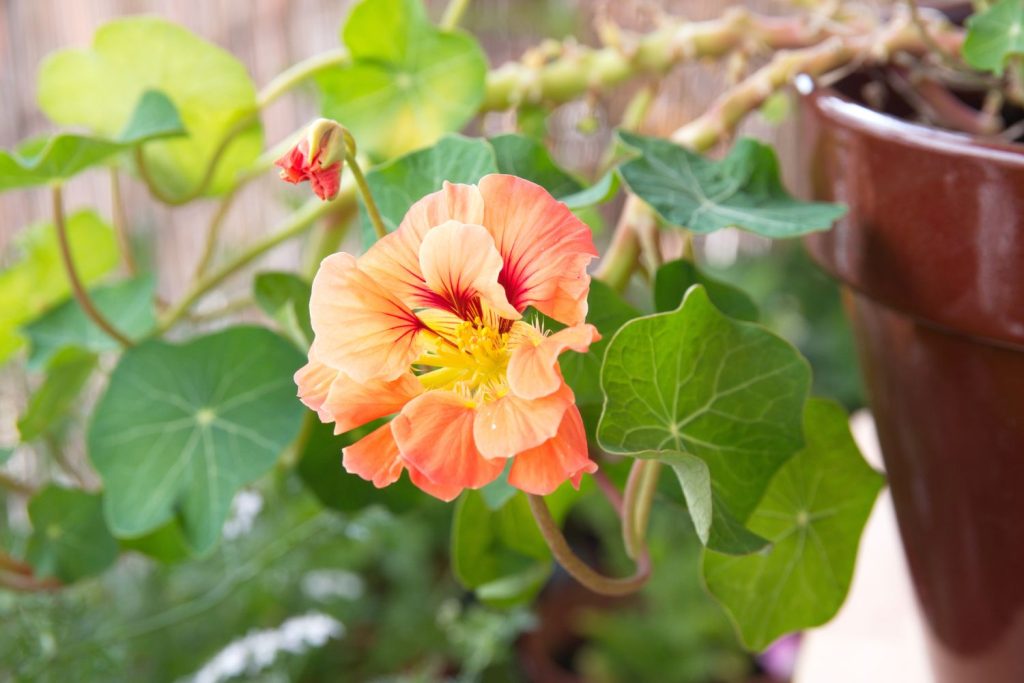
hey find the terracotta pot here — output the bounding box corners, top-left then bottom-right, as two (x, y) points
(800, 84), (1024, 682)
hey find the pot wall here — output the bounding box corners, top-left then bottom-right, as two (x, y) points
(802, 87), (1024, 683)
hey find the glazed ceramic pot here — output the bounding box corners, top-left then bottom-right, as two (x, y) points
(801, 84), (1024, 682)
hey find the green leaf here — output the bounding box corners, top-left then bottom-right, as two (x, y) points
(639, 450), (766, 554)
(489, 133), (582, 198)
(119, 518), (193, 564)
(0, 210), (118, 365)
(555, 281), (640, 436)
(361, 134), (497, 243)
(17, 348), (97, 442)
(317, 0), (487, 160)
(38, 17), (261, 198)
(617, 132), (846, 237)
(703, 398), (885, 649)
(0, 447), (13, 466)
(87, 326), (305, 554)
(26, 486), (119, 582)
(452, 491), (550, 607)
(253, 272), (313, 349)
(0, 91), (184, 192)
(597, 286), (810, 553)
(23, 275), (156, 371)
(561, 171), (621, 210)
(296, 418), (422, 514)
(654, 259), (758, 321)
(964, 0), (1024, 75)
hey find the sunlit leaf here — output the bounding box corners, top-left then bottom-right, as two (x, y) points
(38, 17), (261, 198)
(17, 348), (97, 442)
(253, 272), (313, 349)
(964, 0), (1024, 75)
(26, 486), (118, 582)
(88, 326), (305, 554)
(0, 91), (183, 192)
(598, 286), (810, 553)
(654, 259), (758, 321)
(361, 134), (497, 243)
(23, 274), (156, 370)
(489, 133), (582, 198)
(317, 0), (487, 160)
(703, 398), (885, 649)
(617, 132), (846, 237)
(0, 211), (118, 365)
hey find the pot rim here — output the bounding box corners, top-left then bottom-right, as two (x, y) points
(798, 75), (1024, 167)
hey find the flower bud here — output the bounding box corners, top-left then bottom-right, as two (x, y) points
(275, 118), (346, 201)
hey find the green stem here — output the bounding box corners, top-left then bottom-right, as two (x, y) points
(528, 494), (650, 596)
(440, 0), (472, 30)
(343, 136), (387, 239)
(155, 186), (355, 334)
(109, 169), (136, 275)
(258, 48), (349, 108)
(52, 185), (134, 347)
(193, 187), (239, 279)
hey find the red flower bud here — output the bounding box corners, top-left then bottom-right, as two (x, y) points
(275, 119), (345, 201)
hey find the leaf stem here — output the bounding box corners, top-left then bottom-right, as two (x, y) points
(258, 48), (349, 109)
(0, 472), (34, 496)
(621, 460), (661, 560)
(440, 0), (472, 30)
(193, 187), (239, 279)
(52, 185), (134, 348)
(527, 494), (650, 596)
(342, 130), (387, 239)
(155, 184), (356, 334)
(109, 169), (136, 275)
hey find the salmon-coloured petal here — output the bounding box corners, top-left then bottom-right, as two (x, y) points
(478, 174), (598, 326)
(294, 353), (338, 421)
(472, 382), (574, 460)
(406, 462), (464, 502)
(391, 391), (504, 490)
(309, 252), (424, 382)
(507, 324), (601, 400)
(508, 406), (597, 495)
(360, 182), (485, 310)
(418, 221), (520, 320)
(342, 422), (405, 488)
(322, 372), (422, 434)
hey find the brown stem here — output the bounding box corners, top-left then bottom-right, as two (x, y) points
(52, 186), (134, 348)
(0, 570), (61, 592)
(591, 469), (624, 515)
(528, 494), (651, 596)
(0, 551), (32, 576)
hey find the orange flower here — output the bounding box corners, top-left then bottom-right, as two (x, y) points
(275, 119), (345, 201)
(295, 175), (600, 501)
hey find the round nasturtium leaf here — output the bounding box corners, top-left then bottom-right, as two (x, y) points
(317, 0), (488, 160)
(88, 326), (305, 554)
(37, 17), (261, 199)
(26, 486), (119, 582)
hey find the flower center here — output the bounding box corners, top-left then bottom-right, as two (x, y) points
(416, 318), (512, 403)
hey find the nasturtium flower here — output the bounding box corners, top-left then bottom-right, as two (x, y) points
(295, 174), (601, 500)
(275, 118), (345, 201)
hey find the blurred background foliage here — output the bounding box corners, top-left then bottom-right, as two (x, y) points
(0, 0), (864, 681)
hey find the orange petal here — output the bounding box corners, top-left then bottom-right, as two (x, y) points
(391, 391), (504, 490)
(418, 221), (520, 320)
(342, 422), (405, 488)
(322, 372), (422, 434)
(472, 382), (574, 460)
(507, 324), (601, 400)
(406, 463), (464, 502)
(294, 352), (338, 421)
(478, 174), (598, 325)
(360, 182), (485, 309)
(309, 252), (424, 382)
(508, 406), (597, 495)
